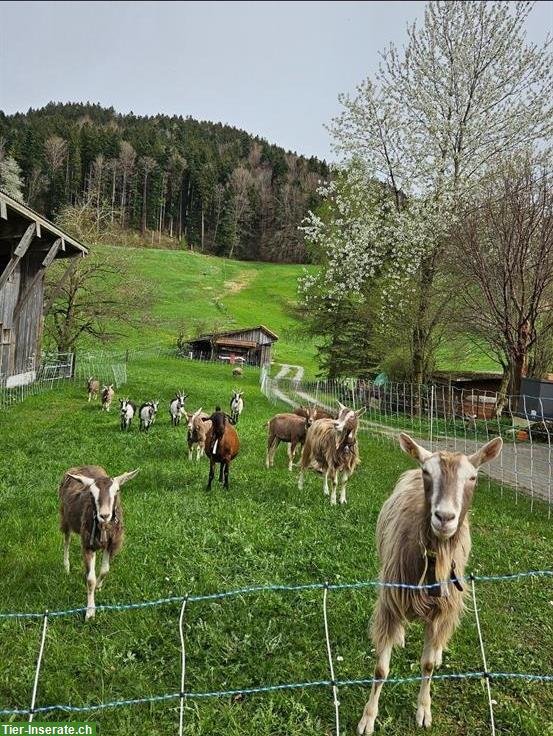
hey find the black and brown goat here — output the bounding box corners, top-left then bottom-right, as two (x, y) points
(59, 465), (139, 620)
(203, 407), (240, 489)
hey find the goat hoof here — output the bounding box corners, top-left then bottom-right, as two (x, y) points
(85, 609), (96, 621)
(340, 498), (347, 505)
(357, 714), (376, 735)
(416, 704), (432, 728)
(330, 498), (337, 506)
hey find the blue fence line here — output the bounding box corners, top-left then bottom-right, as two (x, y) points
(0, 569), (551, 620)
(2, 672), (552, 717)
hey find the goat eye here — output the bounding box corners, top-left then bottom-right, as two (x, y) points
(469, 476), (477, 482)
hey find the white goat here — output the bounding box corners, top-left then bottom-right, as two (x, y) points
(230, 390), (244, 424)
(170, 392), (188, 426)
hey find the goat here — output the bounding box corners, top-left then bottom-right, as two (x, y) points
(357, 433), (503, 734)
(139, 400), (159, 431)
(232, 366), (243, 377)
(230, 391), (244, 424)
(294, 404), (335, 421)
(187, 407), (211, 461)
(87, 377), (100, 402)
(119, 398), (136, 431)
(203, 406), (240, 489)
(101, 385), (114, 412)
(170, 392), (188, 426)
(266, 407), (316, 471)
(59, 465), (139, 620)
(298, 402), (365, 504)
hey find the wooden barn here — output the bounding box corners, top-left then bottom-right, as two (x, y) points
(187, 325), (278, 366)
(0, 191), (88, 387)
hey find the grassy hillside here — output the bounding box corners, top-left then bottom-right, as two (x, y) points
(94, 245), (319, 374)
(85, 245), (500, 378)
(0, 356), (550, 735)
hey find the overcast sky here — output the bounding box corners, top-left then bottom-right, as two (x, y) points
(1, 1), (552, 161)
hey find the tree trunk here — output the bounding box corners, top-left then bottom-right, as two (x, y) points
(495, 367), (510, 418)
(141, 172), (148, 236)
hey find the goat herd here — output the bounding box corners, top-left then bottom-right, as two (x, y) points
(64, 376), (504, 734)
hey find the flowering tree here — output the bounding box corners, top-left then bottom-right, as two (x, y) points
(303, 1), (552, 381)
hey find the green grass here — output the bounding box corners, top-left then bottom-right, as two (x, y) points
(1, 356), (552, 735)
(93, 245), (319, 375)
(75, 244), (502, 377)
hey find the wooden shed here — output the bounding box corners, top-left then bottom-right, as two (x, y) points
(187, 325), (278, 366)
(0, 191), (88, 387)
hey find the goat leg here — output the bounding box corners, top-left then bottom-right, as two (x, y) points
(287, 442), (295, 472)
(339, 471), (350, 505)
(83, 549), (97, 621)
(207, 459), (215, 490)
(95, 549), (110, 591)
(63, 531), (71, 573)
(357, 641), (393, 735)
(416, 623), (440, 728)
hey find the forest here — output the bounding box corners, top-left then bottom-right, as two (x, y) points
(0, 102), (329, 262)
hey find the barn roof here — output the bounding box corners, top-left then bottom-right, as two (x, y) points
(0, 190), (88, 258)
(195, 325), (279, 343)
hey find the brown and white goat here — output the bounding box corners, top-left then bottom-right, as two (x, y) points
(266, 407), (316, 471)
(187, 408), (211, 461)
(59, 465), (139, 620)
(357, 433), (502, 734)
(101, 385), (114, 412)
(298, 402), (365, 504)
(87, 377), (100, 402)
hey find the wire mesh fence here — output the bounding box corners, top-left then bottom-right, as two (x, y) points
(260, 369), (553, 518)
(0, 352), (127, 411)
(0, 570), (551, 732)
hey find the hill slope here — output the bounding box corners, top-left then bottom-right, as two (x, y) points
(75, 246), (497, 377)
(93, 245), (318, 372)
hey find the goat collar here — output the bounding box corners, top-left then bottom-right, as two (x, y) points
(418, 545), (463, 597)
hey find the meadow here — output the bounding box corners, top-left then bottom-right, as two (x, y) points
(0, 355), (551, 735)
(84, 245), (499, 378)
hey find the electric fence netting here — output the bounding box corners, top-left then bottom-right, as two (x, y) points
(1, 570), (552, 734)
(260, 369), (553, 519)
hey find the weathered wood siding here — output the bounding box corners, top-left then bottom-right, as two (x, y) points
(13, 253), (44, 374)
(223, 328), (275, 345)
(0, 251), (44, 376)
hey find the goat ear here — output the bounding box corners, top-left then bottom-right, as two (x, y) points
(66, 473), (95, 488)
(469, 437), (503, 468)
(399, 433), (432, 463)
(114, 469), (140, 487)
(355, 407), (366, 417)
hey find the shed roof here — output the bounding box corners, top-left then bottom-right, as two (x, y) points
(0, 190), (88, 258)
(196, 325), (279, 342)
